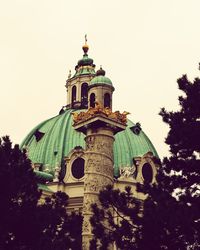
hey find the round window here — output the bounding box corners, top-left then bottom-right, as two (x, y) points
(142, 163), (153, 183)
(71, 158), (85, 179)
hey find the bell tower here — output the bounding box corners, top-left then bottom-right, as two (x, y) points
(65, 37), (96, 109)
(73, 69), (129, 249)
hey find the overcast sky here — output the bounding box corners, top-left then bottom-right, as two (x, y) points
(0, 0), (200, 158)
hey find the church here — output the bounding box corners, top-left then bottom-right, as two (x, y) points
(21, 39), (159, 249)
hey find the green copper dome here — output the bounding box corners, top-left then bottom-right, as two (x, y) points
(78, 54), (94, 67)
(21, 109), (158, 177)
(90, 75), (113, 86)
(73, 52), (96, 77)
(90, 66), (113, 87)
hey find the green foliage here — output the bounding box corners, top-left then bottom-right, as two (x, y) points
(0, 136), (82, 250)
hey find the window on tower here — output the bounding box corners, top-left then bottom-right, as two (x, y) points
(81, 82), (88, 108)
(72, 85), (77, 108)
(104, 93), (111, 108)
(90, 93), (95, 108)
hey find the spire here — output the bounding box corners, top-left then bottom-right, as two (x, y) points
(82, 34), (89, 54)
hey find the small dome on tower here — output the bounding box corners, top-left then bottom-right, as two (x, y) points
(78, 54), (94, 67)
(90, 66), (113, 87)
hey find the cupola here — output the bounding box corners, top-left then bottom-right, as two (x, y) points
(65, 36), (96, 109)
(90, 66), (113, 87)
(88, 66), (114, 109)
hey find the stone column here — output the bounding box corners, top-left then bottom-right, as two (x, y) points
(82, 127), (115, 249)
(73, 107), (127, 249)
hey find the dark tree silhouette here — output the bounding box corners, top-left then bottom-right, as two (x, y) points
(0, 136), (82, 250)
(90, 185), (142, 250)
(156, 74), (200, 249)
(90, 73), (200, 249)
(138, 74), (200, 250)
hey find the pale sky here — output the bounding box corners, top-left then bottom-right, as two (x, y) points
(0, 0), (200, 158)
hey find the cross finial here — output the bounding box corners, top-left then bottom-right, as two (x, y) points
(82, 34), (89, 54)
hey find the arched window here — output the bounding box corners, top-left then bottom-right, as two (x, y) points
(142, 163), (153, 183)
(71, 86), (77, 107)
(81, 83), (88, 108)
(90, 93), (95, 108)
(71, 158), (85, 179)
(104, 93), (111, 108)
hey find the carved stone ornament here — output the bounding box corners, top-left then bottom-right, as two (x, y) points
(96, 139), (113, 157)
(86, 136), (95, 150)
(85, 156), (101, 172)
(82, 198), (90, 214)
(102, 157), (113, 175)
(54, 165), (61, 182)
(85, 155), (113, 177)
(82, 239), (90, 250)
(84, 177), (99, 192)
(72, 102), (129, 125)
(86, 136), (113, 159)
(82, 195), (97, 214)
(119, 165), (136, 178)
(82, 218), (91, 233)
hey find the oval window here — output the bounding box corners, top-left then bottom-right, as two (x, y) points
(71, 158), (85, 179)
(142, 163), (153, 183)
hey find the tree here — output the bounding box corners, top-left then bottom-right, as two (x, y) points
(90, 185), (142, 250)
(0, 136), (82, 250)
(0, 136), (40, 249)
(157, 74), (200, 249)
(33, 192), (82, 250)
(90, 73), (200, 249)
(138, 74), (200, 250)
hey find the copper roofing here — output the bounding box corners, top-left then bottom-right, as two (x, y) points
(21, 109), (158, 177)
